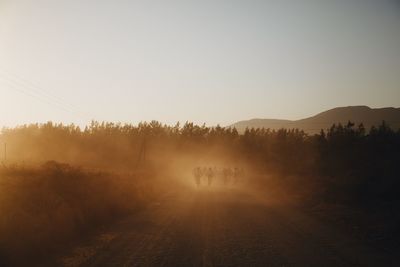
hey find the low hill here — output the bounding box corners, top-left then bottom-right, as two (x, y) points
(231, 106), (400, 134)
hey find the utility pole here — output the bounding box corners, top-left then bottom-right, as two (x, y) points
(2, 142), (6, 166)
(136, 136), (146, 169)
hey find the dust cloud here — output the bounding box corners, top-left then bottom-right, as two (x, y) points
(1, 121), (399, 266)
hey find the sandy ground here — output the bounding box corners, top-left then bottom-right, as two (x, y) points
(55, 187), (395, 267)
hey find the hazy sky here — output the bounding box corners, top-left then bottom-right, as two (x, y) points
(0, 0), (399, 127)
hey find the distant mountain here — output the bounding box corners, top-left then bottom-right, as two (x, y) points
(231, 106), (400, 134)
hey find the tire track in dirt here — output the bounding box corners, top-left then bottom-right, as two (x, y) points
(58, 188), (395, 267)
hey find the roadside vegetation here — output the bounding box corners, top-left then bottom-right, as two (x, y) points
(0, 120), (399, 264)
(0, 162), (160, 266)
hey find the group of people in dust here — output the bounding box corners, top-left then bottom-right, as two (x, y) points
(192, 166), (245, 187)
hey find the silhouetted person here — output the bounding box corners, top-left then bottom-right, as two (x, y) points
(193, 167), (201, 187)
(233, 167), (240, 184)
(222, 168), (231, 185)
(201, 167), (207, 184)
(213, 166), (218, 184)
(206, 167), (214, 186)
(239, 168), (245, 184)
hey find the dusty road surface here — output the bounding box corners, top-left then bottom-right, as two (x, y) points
(58, 188), (394, 267)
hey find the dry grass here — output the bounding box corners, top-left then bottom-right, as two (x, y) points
(0, 161), (159, 266)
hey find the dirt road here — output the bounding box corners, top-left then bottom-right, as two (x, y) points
(59, 188), (394, 267)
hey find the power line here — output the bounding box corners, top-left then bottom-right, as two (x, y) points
(0, 71), (93, 120)
(0, 68), (88, 115)
(0, 77), (77, 115)
(0, 70), (94, 122)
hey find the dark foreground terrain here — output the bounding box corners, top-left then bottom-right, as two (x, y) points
(50, 188), (395, 267)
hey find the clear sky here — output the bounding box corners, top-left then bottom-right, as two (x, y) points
(0, 0), (399, 127)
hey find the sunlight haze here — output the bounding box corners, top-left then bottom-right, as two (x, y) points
(1, 2), (400, 266)
(0, 0), (399, 127)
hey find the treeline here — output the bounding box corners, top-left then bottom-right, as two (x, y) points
(315, 121), (400, 205)
(1, 120), (400, 204)
(239, 121), (400, 205)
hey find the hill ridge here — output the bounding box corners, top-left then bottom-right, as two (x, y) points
(230, 106), (400, 134)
